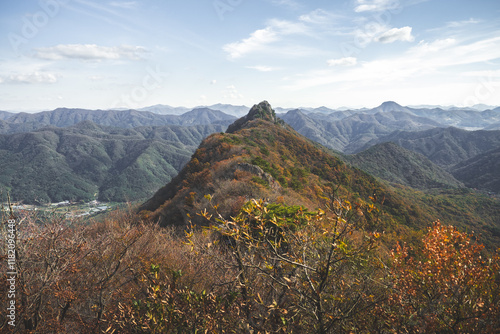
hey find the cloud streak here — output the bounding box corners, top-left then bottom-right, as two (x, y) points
(285, 35), (500, 91)
(222, 17), (312, 59)
(376, 26), (414, 43)
(2, 72), (59, 84)
(327, 57), (357, 66)
(354, 0), (399, 13)
(223, 27), (279, 59)
(34, 44), (147, 61)
(247, 65), (280, 72)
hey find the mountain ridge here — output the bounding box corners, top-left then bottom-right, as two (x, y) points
(0, 107), (236, 134)
(138, 101), (500, 248)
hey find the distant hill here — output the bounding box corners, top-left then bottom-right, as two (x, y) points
(0, 110), (15, 120)
(139, 101), (500, 247)
(280, 109), (442, 153)
(358, 101), (500, 129)
(1, 108), (236, 134)
(0, 121), (227, 204)
(357, 127), (500, 194)
(484, 122), (500, 130)
(202, 103), (250, 116)
(138, 104), (190, 115)
(404, 105), (500, 129)
(177, 108), (236, 125)
(451, 147), (500, 193)
(348, 142), (463, 189)
(362, 127), (500, 167)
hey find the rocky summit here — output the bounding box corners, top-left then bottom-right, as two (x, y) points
(226, 100), (280, 133)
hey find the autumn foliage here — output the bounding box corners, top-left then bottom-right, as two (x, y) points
(2, 200), (499, 333)
(382, 221), (500, 333)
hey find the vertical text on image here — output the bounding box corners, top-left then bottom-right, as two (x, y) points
(6, 217), (17, 327)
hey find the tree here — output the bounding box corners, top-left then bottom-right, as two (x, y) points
(0, 206), (192, 333)
(384, 221), (500, 333)
(105, 264), (241, 333)
(187, 196), (384, 333)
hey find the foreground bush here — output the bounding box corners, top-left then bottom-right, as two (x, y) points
(2, 199), (499, 333)
(380, 221), (500, 333)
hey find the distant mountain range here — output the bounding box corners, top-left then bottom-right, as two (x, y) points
(0, 107), (236, 134)
(137, 104), (250, 116)
(2, 101), (500, 204)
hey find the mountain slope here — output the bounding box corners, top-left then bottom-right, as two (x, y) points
(177, 108), (236, 125)
(451, 147), (500, 193)
(140, 101), (400, 226)
(362, 127), (500, 167)
(348, 142), (464, 189)
(0, 121), (227, 203)
(0, 110), (14, 120)
(280, 109), (442, 153)
(139, 102), (500, 247)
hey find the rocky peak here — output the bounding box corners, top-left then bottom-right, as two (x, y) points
(247, 101), (276, 122)
(226, 101), (278, 133)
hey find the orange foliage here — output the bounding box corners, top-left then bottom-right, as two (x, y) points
(383, 221), (500, 333)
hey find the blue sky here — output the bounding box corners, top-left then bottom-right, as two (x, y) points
(1, 0), (500, 111)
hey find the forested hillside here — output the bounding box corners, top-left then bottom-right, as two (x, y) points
(0, 122), (226, 203)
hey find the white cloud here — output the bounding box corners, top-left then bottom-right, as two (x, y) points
(247, 65), (279, 72)
(354, 0), (399, 12)
(327, 57), (357, 66)
(446, 18), (480, 28)
(376, 26), (414, 43)
(223, 19), (309, 59)
(210, 80), (217, 85)
(284, 35), (500, 91)
(299, 9), (340, 24)
(352, 23), (389, 47)
(427, 18), (481, 33)
(409, 38), (457, 56)
(34, 44), (147, 61)
(223, 27), (279, 59)
(351, 24), (414, 47)
(3, 72), (59, 84)
(460, 70), (500, 78)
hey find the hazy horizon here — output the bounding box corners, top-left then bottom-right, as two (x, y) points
(2, 100), (500, 114)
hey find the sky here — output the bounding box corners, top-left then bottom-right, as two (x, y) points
(1, 0), (500, 112)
